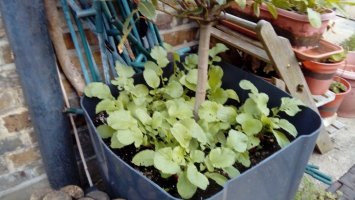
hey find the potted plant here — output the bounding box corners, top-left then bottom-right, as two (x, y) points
(226, 0), (353, 48)
(318, 76), (351, 117)
(81, 1), (322, 199)
(302, 51), (346, 95)
(336, 34), (355, 117)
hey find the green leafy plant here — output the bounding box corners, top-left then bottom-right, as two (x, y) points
(320, 51), (347, 63)
(295, 176), (340, 200)
(341, 33), (355, 52)
(329, 81), (347, 94)
(85, 44), (305, 199)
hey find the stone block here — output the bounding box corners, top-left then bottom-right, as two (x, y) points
(3, 111), (32, 132)
(0, 158), (9, 176)
(0, 88), (24, 113)
(0, 137), (23, 155)
(0, 63), (20, 89)
(155, 13), (173, 30)
(7, 147), (41, 168)
(163, 27), (198, 47)
(0, 41), (13, 65)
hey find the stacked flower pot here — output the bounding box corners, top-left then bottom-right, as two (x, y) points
(226, 2), (354, 118)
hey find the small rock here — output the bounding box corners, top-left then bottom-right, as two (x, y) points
(60, 185), (84, 199)
(112, 199), (126, 200)
(86, 190), (110, 200)
(77, 198), (94, 200)
(43, 191), (72, 200)
(30, 188), (53, 200)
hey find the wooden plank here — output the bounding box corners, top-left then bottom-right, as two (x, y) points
(215, 25), (264, 49)
(255, 20), (333, 153)
(210, 27), (270, 63)
(313, 90), (336, 107)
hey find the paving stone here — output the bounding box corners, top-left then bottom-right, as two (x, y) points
(30, 187), (53, 200)
(0, 157), (9, 175)
(60, 185), (84, 199)
(0, 137), (23, 154)
(86, 190), (110, 200)
(43, 190), (72, 200)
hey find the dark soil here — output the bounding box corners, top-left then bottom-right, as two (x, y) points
(94, 113), (283, 199)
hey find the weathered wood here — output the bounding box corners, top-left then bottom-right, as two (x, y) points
(60, 185), (84, 199)
(215, 25), (264, 49)
(255, 20), (333, 153)
(44, 0), (85, 96)
(210, 27), (270, 63)
(313, 90), (336, 107)
(271, 77), (286, 91)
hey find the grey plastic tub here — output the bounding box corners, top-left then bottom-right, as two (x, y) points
(81, 62), (321, 200)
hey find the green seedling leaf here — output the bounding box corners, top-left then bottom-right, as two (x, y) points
(249, 93), (270, 116)
(171, 122), (192, 149)
(217, 106), (237, 123)
(279, 97), (304, 116)
(96, 99), (117, 114)
(236, 113), (262, 135)
(265, 2), (278, 18)
(151, 111), (163, 129)
(116, 62), (135, 78)
(154, 147), (181, 174)
(223, 166), (240, 178)
(278, 119), (297, 137)
(209, 147), (235, 168)
(97, 125), (115, 139)
(165, 81), (183, 98)
(239, 80), (258, 93)
(107, 110), (136, 130)
(150, 46), (169, 68)
(172, 146), (186, 165)
(132, 84), (149, 97)
(198, 101), (220, 122)
(134, 108), (152, 125)
(187, 164), (209, 190)
(209, 88), (228, 104)
(84, 82), (113, 100)
(143, 69), (160, 88)
(209, 43), (229, 59)
(186, 69), (198, 85)
(185, 119), (208, 145)
(226, 89), (239, 102)
(208, 65), (223, 92)
(253, 2), (260, 17)
(144, 61), (162, 75)
(190, 150), (205, 163)
(205, 172), (227, 186)
(111, 132), (125, 148)
(272, 130), (290, 148)
(132, 150), (155, 167)
(236, 152), (251, 167)
(177, 172), (197, 199)
(116, 128), (143, 147)
(307, 8), (321, 28)
(138, 1), (156, 20)
(185, 54), (198, 69)
(227, 130), (249, 153)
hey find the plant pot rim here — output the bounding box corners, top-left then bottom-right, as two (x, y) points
(231, 3), (335, 22)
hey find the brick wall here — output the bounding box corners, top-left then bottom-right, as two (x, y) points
(0, 12), (47, 198)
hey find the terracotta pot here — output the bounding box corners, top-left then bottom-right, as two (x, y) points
(336, 52), (355, 118)
(220, 20), (258, 39)
(228, 3), (335, 48)
(302, 60), (344, 95)
(318, 76), (351, 118)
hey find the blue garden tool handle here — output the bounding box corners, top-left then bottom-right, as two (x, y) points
(305, 164), (332, 185)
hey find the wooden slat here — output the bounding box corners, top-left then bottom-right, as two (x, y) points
(215, 25), (264, 49)
(210, 27), (270, 63)
(256, 20), (333, 153)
